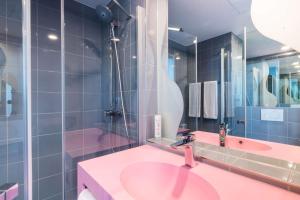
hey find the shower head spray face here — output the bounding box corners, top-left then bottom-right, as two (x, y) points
(96, 5), (113, 23)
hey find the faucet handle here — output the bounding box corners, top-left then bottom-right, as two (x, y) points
(176, 129), (192, 137)
(176, 131), (195, 143)
(171, 132), (195, 148)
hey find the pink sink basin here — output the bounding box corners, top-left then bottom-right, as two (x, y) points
(120, 162), (220, 200)
(195, 132), (271, 151)
(227, 137), (272, 151)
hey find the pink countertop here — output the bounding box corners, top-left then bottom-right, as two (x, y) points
(78, 145), (300, 200)
(194, 131), (300, 163)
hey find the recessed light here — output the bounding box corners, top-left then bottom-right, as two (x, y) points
(175, 56), (181, 60)
(193, 39), (197, 44)
(281, 46), (290, 51)
(132, 55), (137, 59)
(292, 62), (300, 66)
(48, 34), (58, 41)
(294, 65), (300, 69)
(297, 70), (300, 73)
(298, 55), (300, 58)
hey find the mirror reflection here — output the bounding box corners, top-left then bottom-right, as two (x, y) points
(168, 0), (300, 164)
(0, 45), (23, 118)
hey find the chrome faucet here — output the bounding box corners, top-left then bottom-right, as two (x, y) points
(171, 132), (196, 168)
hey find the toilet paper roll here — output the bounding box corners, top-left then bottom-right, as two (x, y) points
(78, 189), (96, 200)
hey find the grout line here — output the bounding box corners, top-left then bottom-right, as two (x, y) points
(37, 172), (62, 182)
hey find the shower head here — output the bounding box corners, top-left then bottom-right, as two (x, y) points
(95, 0), (132, 23)
(96, 5), (113, 23)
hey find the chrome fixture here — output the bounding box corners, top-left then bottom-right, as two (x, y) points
(110, 22), (130, 139)
(110, 37), (120, 42)
(171, 132), (196, 168)
(104, 109), (122, 117)
(96, 0), (132, 23)
(168, 26), (184, 32)
(94, 2), (131, 140)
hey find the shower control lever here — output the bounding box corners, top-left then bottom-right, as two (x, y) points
(104, 109), (122, 117)
(237, 120), (245, 124)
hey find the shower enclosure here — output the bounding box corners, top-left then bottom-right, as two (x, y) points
(64, 1), (140, 198)
(0, 0), (143, 199)
(167, 30), (198, 131)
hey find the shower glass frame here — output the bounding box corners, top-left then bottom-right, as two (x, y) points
(167, 31), (198, 131)
(23, 0), (32, 197)
(222, 28), (247, 138)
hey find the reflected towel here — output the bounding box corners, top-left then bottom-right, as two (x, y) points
(189, 83), (201, 117)
(203, 81), (218, 119)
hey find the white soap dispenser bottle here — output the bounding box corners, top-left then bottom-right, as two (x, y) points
(154, 114), (162, 138)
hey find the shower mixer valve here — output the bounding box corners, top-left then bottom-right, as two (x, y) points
(104, 109), (122, 117)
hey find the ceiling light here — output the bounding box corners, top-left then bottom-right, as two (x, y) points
(298, 70), (300, 73)
(294, 65), (300, 69)
(292, 62), (300, 66)
(168, 27), (183, 32)
(281, 46), (291, 51)
(175, 56), (181, 60)
(132, 55), (137, 59)
(298, 55), (300, 58)
(193, 38), (197, 44)
(48, 34), (58, 41)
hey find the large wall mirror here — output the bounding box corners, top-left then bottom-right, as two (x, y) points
(166, 0), (300, 168)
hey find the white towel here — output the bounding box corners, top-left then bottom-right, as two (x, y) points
(203, 81), (218, 119)
(189, 83), (201, 117)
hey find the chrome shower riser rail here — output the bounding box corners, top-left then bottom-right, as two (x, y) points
(110, 23), (130, 139)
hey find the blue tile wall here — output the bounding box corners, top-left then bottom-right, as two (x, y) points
(31, 0), (63, 199)
(197, 33), (232, 133)
(63, 0), (142, 198)
(0, 0), (26, 199)
(246, 106), (300, 146)
(1, 0), (142, 199)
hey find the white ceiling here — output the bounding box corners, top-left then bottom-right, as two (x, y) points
(168, 0), (285, 58)
(75, 0), (286, 59)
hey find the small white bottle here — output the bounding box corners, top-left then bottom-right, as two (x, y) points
(154, 114), (162, 138)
